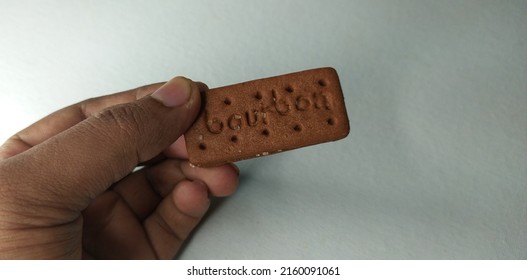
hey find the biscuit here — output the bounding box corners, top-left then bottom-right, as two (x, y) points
(184, 67), (350, 167)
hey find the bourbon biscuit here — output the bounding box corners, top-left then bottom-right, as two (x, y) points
(184, 67), (350, 167)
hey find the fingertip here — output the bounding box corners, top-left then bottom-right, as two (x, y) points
(230, 163), (240, 177)
(173, 180), (210, 218)
(187, 79), (202, 110)
(150, 77), (192, 108)
(161, 80), (206, 160)
(195, 81), (209, 93)
(163, 135), (189, 159)
(181, 162), (239, 197)
(209, 163), (239, 197)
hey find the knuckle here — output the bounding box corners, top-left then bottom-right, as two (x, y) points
(94, 103), (151, 141)
(0, 164), (33, 225)
(0, 164), (16, 200)
(90, 103), (158, 163)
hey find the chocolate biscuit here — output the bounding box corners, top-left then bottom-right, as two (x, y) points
(185, 67), (350, 167)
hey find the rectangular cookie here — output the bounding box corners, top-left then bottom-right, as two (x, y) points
(185, 67), (350, 167)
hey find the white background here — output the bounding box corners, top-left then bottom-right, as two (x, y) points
(1, 0), (526, 259)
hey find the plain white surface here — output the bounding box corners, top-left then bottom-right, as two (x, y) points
(1, 0), (526, 259)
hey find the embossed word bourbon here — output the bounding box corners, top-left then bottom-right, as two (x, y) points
(185, 67), (350, 167)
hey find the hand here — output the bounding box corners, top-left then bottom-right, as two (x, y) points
(0, 77), (239, 259)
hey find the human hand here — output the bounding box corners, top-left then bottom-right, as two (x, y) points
(0, 77), (239, 259)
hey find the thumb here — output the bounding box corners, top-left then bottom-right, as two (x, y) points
(4, 76), (201, 213)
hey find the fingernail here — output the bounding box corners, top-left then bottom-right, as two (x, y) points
(151, 77), (192, 107)
(231, 163), (240, 176)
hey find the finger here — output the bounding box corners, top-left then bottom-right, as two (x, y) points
(0, 82), (165, 160)
(1, 77), (202, 219)
(162, 135), (188, 159)
(195, 81), (210, 95)
(110, 169), (162, 221)
(112, 159), (239, 220)
(162, 82), (209, 160)
(143, 160), (239, 199)
(180, 162), (239, 197)
(143, 180), (210, 259)
(82, 191), (157, 259)
(0, 81), (209, 161)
